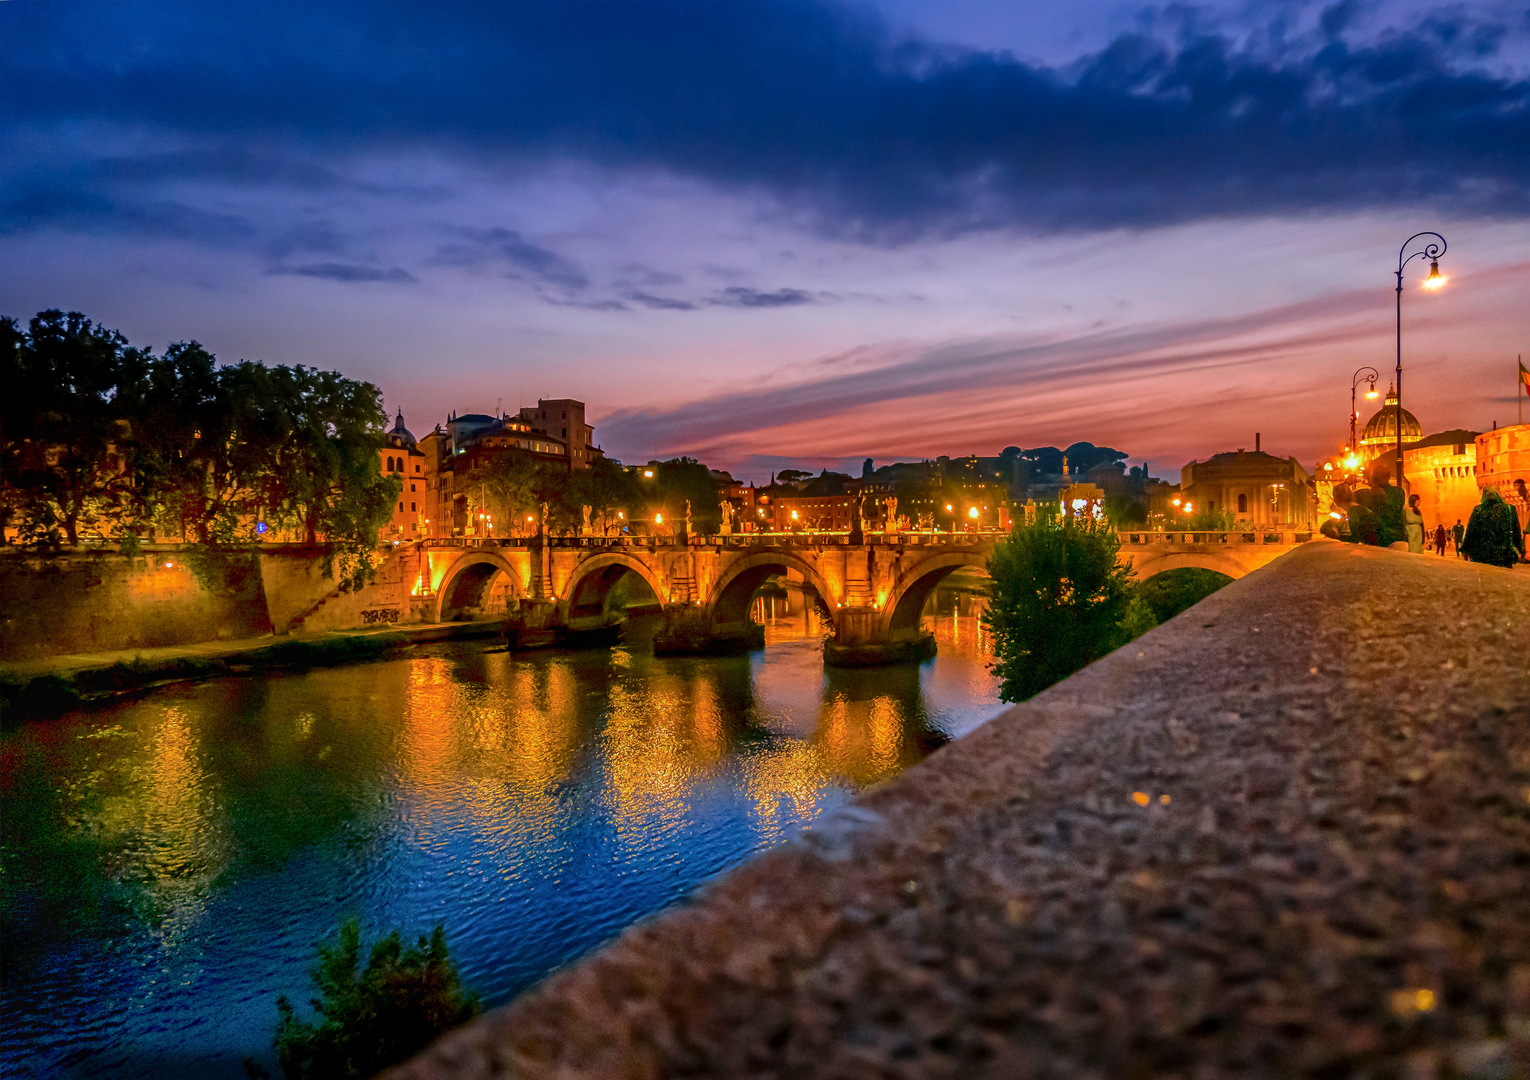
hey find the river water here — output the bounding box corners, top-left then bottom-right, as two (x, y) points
(1, 609), (999, 1078)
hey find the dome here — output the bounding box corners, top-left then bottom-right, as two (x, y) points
(1359, 387), (1422, 458)
(387, 408), (417, 449)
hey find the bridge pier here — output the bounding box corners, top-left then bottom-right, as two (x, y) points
(652, 605), (764, 657)
(823, 608), (936, 667)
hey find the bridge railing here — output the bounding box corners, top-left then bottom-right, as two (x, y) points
(1119, 530), (1312, 546)
(414, 529), (1312, 552)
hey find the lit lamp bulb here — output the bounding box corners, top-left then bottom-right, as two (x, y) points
(654, 513), (663, 524)
(1423, 259), (1447, 290)
(968, 507), (979, 519)
(1365, 382), (1379, 400)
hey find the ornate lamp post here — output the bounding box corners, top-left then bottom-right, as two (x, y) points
(1394, 232), (1447, 488)
(1349, 366), (1380, 469)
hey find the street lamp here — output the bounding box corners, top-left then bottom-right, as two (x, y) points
(1394, 231), (1447, 488)
(1349, 366), (1380, 461)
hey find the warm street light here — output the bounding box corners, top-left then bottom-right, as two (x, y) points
(642, 469), (654, 478)
(1394, 231), (1448, 487)
(968, 507), (979, 519)
(1349, 365), (1380, 462)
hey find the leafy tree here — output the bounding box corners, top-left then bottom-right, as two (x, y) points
(1104, 493), (1147, 528)
(775, 468), (811, 486)
(462, 454), (570, 535)
(982, 511), (1139, 703)
(1461, 487), (1525, 567)
(2, 310), (148, 545)
(272, 919), (479, 1080)
(567, 455), (643, 534)
(1137, 567), (1232, 624)
(651, 457), (721, 534)
(1184, 504), (1236, 530)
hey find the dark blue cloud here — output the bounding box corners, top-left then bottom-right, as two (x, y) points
(714, 287), (826, 308)
(1, 0), (1526, 239)
(267, 262), (418, 284)
(433, 227), (590, 290)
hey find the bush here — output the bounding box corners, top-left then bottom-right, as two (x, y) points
(272, 919), (479, 1080)
(982, 512), (1140, 703)
(1136, 568), (1233, 625)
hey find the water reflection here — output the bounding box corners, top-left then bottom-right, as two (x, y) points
(1, 610), (998, 1079)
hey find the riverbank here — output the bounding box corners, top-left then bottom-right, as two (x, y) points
(0, 620), (504, 724)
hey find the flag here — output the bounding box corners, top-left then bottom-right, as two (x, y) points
(1521, 356), (1530, 390)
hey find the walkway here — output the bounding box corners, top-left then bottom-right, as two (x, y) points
(387, 542), (1530, 1080)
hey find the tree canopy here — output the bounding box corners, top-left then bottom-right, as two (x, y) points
(2, 309), (398, 578)
(982, 511), (1144, 702)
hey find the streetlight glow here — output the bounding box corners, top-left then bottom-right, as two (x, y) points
(1423, 260), (1447, 289)
(968, 507), (979, 519)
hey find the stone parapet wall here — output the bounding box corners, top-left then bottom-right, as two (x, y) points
(0, 543), (422, 660)
(0, 547), (274, 660)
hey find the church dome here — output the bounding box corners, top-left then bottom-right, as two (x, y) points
(387, 408), (417, 449)
(1359, 387), (1422, 457)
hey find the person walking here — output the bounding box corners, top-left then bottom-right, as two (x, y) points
(1461, 488), (1526, 568)
(1404, 494), (1425, 554)
(1452, 518), (1465, 557)
(1433, 523), (1448, 556)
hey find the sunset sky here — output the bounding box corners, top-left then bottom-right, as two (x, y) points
(3, 0), (1527, 480)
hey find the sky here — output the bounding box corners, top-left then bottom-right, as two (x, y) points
(2, 1), (1527, 482)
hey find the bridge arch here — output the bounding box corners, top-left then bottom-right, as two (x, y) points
(435, 551), (522, 622)
(884, 552), (990, 639)
(705, 550), (837, 633)
(561, 552), (667, 627)
(1125, 550), (1257, 581)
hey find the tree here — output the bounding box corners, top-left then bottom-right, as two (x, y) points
(982, 512), (1139, 702)
(462, 454), (570, 535)
(651, 457), (722, 534)
(1185, 504), (1236, 530)
(2, 310), (149, 545)
(566, 455), (642, 534)
(272, 919), (479, 1080)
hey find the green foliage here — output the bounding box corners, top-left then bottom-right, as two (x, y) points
(2, 310), (397, 582)
(1136, 567), (1233, 624)
(1184, 504), (1236, 531)
(1344, 482), (1404, 547)
(649, 457), (722, 534)
(273, 919), (479, 1080)
(1461, 488), (1526, 568)
(1104, 493), (1148, 528)
(981, 512), (1139, 703)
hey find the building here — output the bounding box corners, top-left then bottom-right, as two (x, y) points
(1475, 423), (1530, 532)
(1180, 437), (1316, 529)
(1401, 430), (1480, 533)
(1358, 386), (1423, 470)
(378, 410), (429, 540)
(415, 400), (600, 539)
(518, 399), (598, 471)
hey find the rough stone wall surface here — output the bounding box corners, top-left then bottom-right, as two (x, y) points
(386, 542), (1530, 1080)
(0, 550), (273, 660)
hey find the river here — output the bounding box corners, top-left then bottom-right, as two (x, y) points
(1, 607), (1000, 1078)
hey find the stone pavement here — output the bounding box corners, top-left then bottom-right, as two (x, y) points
(386, 542), (1530, 1080)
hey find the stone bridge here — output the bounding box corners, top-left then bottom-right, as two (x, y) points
(399, 529), (1309, 666)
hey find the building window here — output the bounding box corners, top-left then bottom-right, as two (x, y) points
(410, 502), (416, 512)
(410, 483), (416, 492)
(1237, 494), (1248, 514)
(398, 501), (404, 512)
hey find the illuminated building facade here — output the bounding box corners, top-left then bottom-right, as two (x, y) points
(1475, 423), (1530, 532)
(378, 410), (429, 540)
(1180, 438), (1316, 528)
(1401, 430), (1480, 533)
